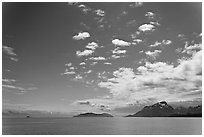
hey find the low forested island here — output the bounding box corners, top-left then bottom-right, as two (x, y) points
(73, 112), (113, 117)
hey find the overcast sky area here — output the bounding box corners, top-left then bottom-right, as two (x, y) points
(2, 2), (202, 116)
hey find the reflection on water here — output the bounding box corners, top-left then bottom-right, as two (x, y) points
(2, 117), (202, 135)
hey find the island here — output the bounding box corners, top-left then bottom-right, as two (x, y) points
(126, 101), (202, 117)
(73, 112), (113, 117)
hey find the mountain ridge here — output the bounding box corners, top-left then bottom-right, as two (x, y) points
(126, 101), (202, 117)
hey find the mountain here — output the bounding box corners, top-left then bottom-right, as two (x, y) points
(170, 105), (202, 117)
(126, 101), (202, 117)
(73, 112), (113, 117)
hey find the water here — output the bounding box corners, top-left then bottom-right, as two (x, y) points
(2, 117), (202, 135)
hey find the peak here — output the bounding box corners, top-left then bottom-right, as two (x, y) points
(159, 101), (167, 105)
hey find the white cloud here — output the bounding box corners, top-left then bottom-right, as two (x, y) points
(89, 56), (106, 61)
(68, 3), (91, 14)
(67, 2), (78, 6)
(3, 45), (18, 61)
(112, 49), (127, 54)
(133, 39), (142, 43)
(62, 71), (76, 75)
(138, 24), (155, 32)
(98, 50), (202, 106)
(74, 74), (83, 80)
(3, 84), (25, 91)
(145, 50), (162, 59)
(69, 67), (75, 70)
(85, 70), (92, 74)
(73, 50), (201, 113)
(149, 41), (161, 47)
(112, 39), (131, 47)
(3, 45), (17, 56)
(65, 63), (72, 67)
(150, 21), (160, 26)
(76, 50), (94, 57)
(111, 55), (121, 59)
(90, 62), (98, 66)
(73, 32), (90, 40)
(79, 62), (86, 65)
(176, 50), (202, 77)
(149, 40), (172, 47)
(2, 79), (16, 83)
(182, 43), (202, 55)
(10, 57), (18, 62)
(132, 39), (143, 45)
(95, 9), (105, 17)
(86, 42), (99, 50)
(78, 4), (91, 14)
(178, 34), (185, 38)
(129, 2), (143, 8)
(162, 40), (172, 45)
(104, 62), (112, 65)
(145, 11), (155, 19)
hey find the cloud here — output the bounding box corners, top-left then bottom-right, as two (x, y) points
(2, 79), (16, 83)
(69, 67), (75, 70)
(2, 84), (24, 90)
(112, 48), (127, 54)
(129, 2), (143, 8)
(62, 71), (76, 75)
(178, 34), (185, 38)
(73, 32), (90, 40)
(138, 24), (155, 32)
(74, 74), (83, 80)
(89, 56), (106, 61)
(3, 45), (17, 56)
(79, 62), (86, 65)
(76, 49), (94, 57)
(78, 4), (91, 13)
(145, 11), (155, 19)
(3, 45), (18, 61)
(132, 39), (143, 45)
(182, 43), (202, 55)
(90, 62), (98, 66)
(162, 40), (172, 45)
(77, 100), (90, 105)
(85, 70), (92, 74)
(112, 39), (131, 47)
(111, 55), (121, 59)
(98, 50), (201, 107)
(68, 3), (91, 14)
(2, 81), (37, 94)
(65, 63), (72, 67)
(67, 2), (78, 6)
(133, 39), (142, 43)
(95, 9), (105, 17)
(145, 50), (162, 59)
(149, 41), (161, 47)
(149, 40), (172, 47)
(85, 42), (99, 50)
(104, 62), (112, 65)
(150, 21), (160, 26)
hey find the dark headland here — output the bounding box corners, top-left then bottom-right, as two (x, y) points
(73, 112), (113, 117)
(126, 101), (202, 117)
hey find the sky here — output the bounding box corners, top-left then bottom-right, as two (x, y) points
(2, 2), (202, 116)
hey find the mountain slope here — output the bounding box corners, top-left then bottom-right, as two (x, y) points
(126, 101), (202, 117)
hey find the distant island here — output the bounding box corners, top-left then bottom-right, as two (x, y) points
(73, 112), (113, 117)
(126, 101), (202, 117)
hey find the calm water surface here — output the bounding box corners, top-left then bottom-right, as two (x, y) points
(2, 117), (202, 135)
